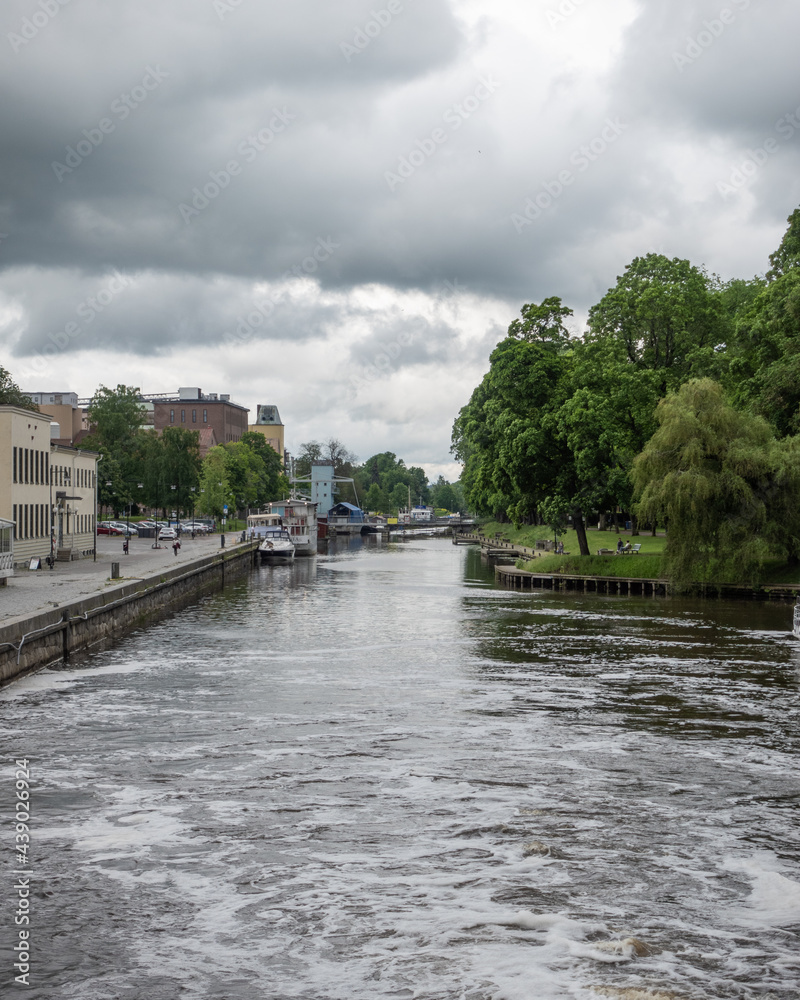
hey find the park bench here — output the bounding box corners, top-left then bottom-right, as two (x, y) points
(596, 547), (616, 556)
(620, 543), (642, 554)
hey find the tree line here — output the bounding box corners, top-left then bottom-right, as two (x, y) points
(452, 206), (800, 586)
(0, 375), (464, 520)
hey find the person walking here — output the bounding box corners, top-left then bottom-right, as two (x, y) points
(123, 538), (129, 555)
(172, 539), (181, 557)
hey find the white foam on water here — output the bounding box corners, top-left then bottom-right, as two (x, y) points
(723, 852), (800, 928)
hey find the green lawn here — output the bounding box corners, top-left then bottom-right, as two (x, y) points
(476, 520), (800, 585)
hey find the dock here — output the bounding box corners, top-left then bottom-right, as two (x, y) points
(495, 564), (669, 596)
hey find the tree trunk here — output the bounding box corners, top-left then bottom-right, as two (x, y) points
(574, 511), (590, 556)
(598, 513), (607, 531)
(631, 512), (639, 536)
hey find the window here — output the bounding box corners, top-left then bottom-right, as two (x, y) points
(203, 409), (207, 423)
(181, 409), (185, 423)
(170, 409), (175, 423)
(192, 409), (196, 423)
(12, 447), (17, 484)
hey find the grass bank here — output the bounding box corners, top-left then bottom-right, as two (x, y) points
(479, 520), (800, 586)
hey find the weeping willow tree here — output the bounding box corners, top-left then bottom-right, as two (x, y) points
(633, 378), (800, 588)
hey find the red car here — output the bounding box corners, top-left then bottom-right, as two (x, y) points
(97, 523), (124, 535)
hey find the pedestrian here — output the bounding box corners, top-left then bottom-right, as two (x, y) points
(172, 539), (180, 557)
(123, 538), (129, 555)
(617, 537), (624, 553)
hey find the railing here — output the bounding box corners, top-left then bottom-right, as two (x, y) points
(0, 552), (13, 571)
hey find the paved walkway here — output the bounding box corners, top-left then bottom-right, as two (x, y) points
(0, 533), (247, 623)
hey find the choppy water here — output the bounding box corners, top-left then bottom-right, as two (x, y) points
(2, 536), (800, 1000)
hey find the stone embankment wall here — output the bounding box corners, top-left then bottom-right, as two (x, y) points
(0, 543), (257, 686)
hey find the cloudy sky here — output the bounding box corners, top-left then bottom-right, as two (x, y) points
(2, 0), (799, 480)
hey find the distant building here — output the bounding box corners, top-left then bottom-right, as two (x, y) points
(139, 388), (249, 456)
(248, 404), (284, 459)
(310, 461), (335, 517)
(23, 391), (89, 447)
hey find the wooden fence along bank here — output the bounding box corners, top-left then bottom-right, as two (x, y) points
(0, 541), (259, 686)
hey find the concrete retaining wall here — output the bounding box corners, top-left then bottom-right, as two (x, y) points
(0, 542), (258, 686)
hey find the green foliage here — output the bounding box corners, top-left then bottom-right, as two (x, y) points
(587, 254), (726, 391)
(767, 207), (800, 280)
(633, 379), (800, 587)
(0, 368), (38, 410)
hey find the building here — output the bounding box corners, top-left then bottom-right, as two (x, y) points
(0, 405), (100, 567)
(23, 390), (89, 446)
(50, 444), (101, 562)
(141, 388), (249, 456)
(248, 404), (284, 458)
(310, 461), (335, 516)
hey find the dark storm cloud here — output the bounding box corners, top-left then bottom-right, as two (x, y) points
(2, 267), (353, 357)
(2, 0), (799, 382)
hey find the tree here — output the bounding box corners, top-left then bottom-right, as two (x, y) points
(767, 206), (800, 281)
(633, 379), (800, 586)
(241, 432), (289, 504)
(507, 297), (573, 345)
(197, 446), (232, 520)
(587, 254), (726, 393)
(0, 368), (38, 410)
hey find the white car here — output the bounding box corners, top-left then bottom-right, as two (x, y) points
(159, 527), (178, 541)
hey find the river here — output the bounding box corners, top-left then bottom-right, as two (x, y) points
(2, 535), (799, 999)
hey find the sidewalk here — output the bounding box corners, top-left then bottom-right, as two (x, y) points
(0, 533), (245, 622)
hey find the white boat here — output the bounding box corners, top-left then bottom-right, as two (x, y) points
(263, 498), (318, 556)
(247, 513), (295, 564)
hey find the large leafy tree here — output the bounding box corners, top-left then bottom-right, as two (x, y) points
(633, 379), (800, 586)
(0, 367), (38, 410)
(587, 254), (727, 393)
(727, 209), (800, 435)
(82, 384), (146, 512)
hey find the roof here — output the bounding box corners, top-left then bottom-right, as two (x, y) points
(330, 502), (362, 512)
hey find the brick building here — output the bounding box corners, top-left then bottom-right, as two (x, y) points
(145, 388), (249, 456)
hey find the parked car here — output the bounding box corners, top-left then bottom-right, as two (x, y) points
(181, 521), (211, 534)
(98, 522), (124, 535)
(110, 522), (138, 535)
(159, 527), (177, 541)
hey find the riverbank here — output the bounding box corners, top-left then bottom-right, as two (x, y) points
(0, 533), (256, 685)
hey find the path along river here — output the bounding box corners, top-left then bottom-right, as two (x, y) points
(2, 536), (799, 1000)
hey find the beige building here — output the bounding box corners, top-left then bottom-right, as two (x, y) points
(50, 444), (100, 562)
(24, 390), (89, 446)
(0, 405), (99, 568)
(248, 404), (285, 460)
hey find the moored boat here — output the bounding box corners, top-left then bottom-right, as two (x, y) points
(248, 513), (296, 563)
(263, 498), (318, 556)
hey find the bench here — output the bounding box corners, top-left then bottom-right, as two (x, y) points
(620, 543), (642, 554)
(596, 548), (616, 556)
